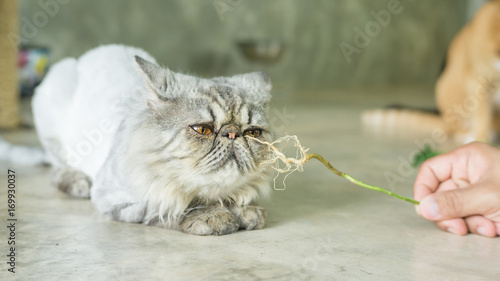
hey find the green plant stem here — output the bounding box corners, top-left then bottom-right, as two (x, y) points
(305, 153), (420, 205)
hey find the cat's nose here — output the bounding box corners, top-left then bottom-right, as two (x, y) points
(221, 125), (240, 140)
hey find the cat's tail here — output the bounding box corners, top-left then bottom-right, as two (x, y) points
(0, 136), (47, 165)
(362, 108), (447, 139)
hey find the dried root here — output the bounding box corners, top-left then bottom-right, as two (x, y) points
(248, 135), (419, 205)
(250, 135), (308, 190)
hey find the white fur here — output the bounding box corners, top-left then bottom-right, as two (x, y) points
(33, 45), (158, 222)
(494, 60), (500, 71)
(33, 45), (155, 179)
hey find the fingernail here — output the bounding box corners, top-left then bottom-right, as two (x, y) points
(420, 196), (440, 219)
(477, 227), (488, 236)
(447, 227), (459, 235)
(415, 205), (422, 216)
(455, 178), (470, 188)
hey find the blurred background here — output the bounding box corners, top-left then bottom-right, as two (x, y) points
(0, 0), (487, 127)
(3, 2), (500, 280)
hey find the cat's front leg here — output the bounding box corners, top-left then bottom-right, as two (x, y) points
(230, 205), (266, 230)
(180, 206), (240, 236)
(52, 166), (92, 199)
(463, 77), (495, 143)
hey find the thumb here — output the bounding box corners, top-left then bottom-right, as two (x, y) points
(419, 185), (486, 221)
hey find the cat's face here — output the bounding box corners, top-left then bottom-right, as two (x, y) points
(133, 56), (273, 193)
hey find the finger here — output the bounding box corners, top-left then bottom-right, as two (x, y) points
(415, 178), (463, 217)
(435, 218), (467, 236)
(495, 222), (500, 236)
(413, 146), (475, 201)
(413, 152), (457, 201)
(465, 215), (497, 237)
(419, 184), (492, 221)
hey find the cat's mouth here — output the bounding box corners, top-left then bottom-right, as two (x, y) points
(195, 138), (257, 176)
(213, 144), (253, 174)
(219, 148), (244, 169)
(228, 151), (237, 160)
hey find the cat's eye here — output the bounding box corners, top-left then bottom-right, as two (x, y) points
(191, 125), (213, 135)
(244, 129), (262, 138)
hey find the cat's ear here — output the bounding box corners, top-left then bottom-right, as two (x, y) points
(242, 71), (272, 92)
(133, 55), (174, 100)
(231, 71), (272, 102)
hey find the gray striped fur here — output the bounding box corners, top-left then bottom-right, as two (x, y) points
(91, 52), (274, 235)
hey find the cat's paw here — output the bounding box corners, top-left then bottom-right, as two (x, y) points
(53, 168), (92, 199)
(66, 177), (92, 198)
(180, 207), (240, 236)
(231, 205), (266, 230)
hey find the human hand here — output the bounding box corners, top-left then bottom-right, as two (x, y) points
(413, 142), (500, 237)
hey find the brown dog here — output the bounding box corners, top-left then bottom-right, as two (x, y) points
(363, 0), (500, 144)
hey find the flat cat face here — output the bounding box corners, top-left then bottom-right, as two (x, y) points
(132, 56), (273, 196)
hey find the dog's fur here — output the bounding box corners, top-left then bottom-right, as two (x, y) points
(363, 1), (500, 144)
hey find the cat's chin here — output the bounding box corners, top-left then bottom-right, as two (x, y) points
(198, 165), (255, 188)
(177, 162), (269, 196)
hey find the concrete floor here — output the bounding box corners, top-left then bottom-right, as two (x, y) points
(1, 87), (499, 281)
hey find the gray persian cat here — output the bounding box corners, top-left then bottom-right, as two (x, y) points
(32, 45), (274, 235)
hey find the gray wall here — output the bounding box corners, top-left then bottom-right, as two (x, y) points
(18, 0), (468, 96)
